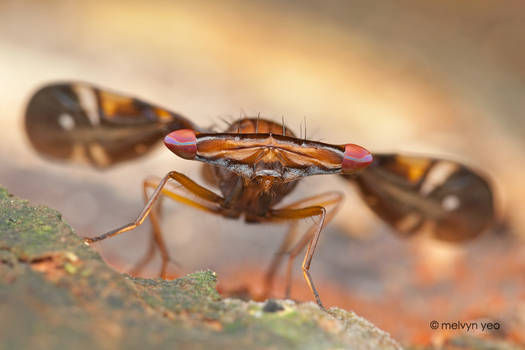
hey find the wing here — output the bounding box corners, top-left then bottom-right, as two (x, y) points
(341, 154), (495, 242)
(24, 82), (198, 168)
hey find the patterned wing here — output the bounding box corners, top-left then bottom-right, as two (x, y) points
(341, 154), (494, 242)
(24, 82), (198, 167)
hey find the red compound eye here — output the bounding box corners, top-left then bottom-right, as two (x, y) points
(164, 129), (197, 160)
(341, 143), (373, 173)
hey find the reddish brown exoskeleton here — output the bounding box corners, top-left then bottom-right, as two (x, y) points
(24, 82), (495, 308)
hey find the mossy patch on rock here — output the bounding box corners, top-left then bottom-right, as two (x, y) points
(0, 187), (406, 350)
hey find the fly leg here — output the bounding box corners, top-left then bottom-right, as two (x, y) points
(129, 179), (173, 278)
(263, 191), (343, 309)
(263, 192), (343, 301)
(128, 226), (157, 277)
(83, 171), (226, 278)
(262, 221), (299, 299)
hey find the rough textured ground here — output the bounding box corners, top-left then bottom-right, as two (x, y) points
(0, 187), (405, 350)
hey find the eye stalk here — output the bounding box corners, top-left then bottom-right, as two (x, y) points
(164, 129), (372, 175)
(341, 143), (373, 173)
(164, 129), (197, 159)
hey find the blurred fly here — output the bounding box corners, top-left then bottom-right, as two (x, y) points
(24, 82), (495, 308)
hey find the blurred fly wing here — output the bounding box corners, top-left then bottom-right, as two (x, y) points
(341, 154), (494, 242)
(24, 82), (198, 168)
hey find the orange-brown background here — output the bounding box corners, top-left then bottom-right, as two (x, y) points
(1, 0), (524, 346)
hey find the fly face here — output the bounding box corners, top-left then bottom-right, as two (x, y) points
(252, 156), (285, 179)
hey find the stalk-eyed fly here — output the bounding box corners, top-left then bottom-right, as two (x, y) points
(24, 82), (494, 308)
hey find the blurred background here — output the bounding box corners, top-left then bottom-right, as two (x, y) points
(1, 0), (524, 346)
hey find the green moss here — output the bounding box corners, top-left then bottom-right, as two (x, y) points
(223, 319), (245, 333)
(64, 262), (77, 274)
(0, 187), (9, 200)
(0, 191), (96, 261)
(260, 312), (319, 344)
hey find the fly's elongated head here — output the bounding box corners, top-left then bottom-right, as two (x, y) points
(164, 123), (372, 181)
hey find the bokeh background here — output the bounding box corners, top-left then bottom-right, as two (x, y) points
(1, 0), (524, 346)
